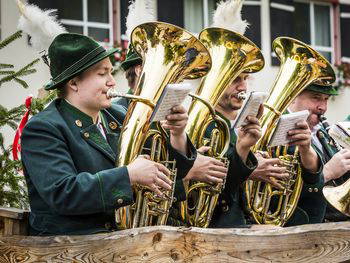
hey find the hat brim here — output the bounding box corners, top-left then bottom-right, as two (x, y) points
(306, 84), (339, 96)
(44, 47), (119, 90)
(120, 56), (142, 71)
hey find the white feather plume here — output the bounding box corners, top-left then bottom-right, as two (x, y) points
(17, 0), (66, 52)
(125, 0), (156, 40)
(212, 0), (248, 34)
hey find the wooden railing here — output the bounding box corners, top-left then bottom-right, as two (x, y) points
(0, 207), (29, 236)
(1, 221), (350, 262)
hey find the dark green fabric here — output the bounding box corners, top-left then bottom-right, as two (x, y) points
(305, 83), (338, 96)
(21, 99), (133, 235)
(120, 45), (142, 71)
(45, 33), (119, 90)
(204, 113), (258, 228)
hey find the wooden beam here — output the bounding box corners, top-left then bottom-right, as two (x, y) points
(1, 222), (350, 262)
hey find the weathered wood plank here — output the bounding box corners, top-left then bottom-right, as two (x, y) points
(0, 207), (29, 220)
(1, 222), (350, 262)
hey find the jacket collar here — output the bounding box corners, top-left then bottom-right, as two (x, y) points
(58, 99), (117, 162)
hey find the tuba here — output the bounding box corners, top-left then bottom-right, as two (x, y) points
(111, 22), (212, 229)
(180, 27), (264, 227)
(245, 37), (335, 226)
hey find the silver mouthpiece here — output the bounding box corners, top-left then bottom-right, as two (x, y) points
(236, 91), (247, 101)
(106, 89), (123, 99)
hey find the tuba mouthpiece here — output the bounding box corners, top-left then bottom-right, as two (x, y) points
(236, 91), (247, 101)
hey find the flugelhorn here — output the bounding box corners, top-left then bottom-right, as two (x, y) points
(180, 27), (264, 227)
(244, 37), (335, 226)
(114, 22), (212, 229)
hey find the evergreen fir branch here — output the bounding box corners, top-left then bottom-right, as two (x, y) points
(13, 77), (29, 89)
(0, 71), (15, 75)
(20, 68), (37, 76)
(0, 58), (39, 88)
(0, 64), (14, 69)
(0, 31), (23, 50)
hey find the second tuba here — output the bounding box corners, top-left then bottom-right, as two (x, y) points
(180, 27), (264, 227)
(245, 37), (335, 226)
(113, 22), (212, 229)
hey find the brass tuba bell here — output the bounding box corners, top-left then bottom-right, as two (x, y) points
(323, 180), (350, 217)
(244, 37), (335, 226)
(180, 27), (264, 227)
(113, 22), (212, 229)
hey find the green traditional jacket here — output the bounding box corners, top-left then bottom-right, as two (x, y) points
(21, 98), (195, 235)
(205, 112), (258, 228)
(22, 99), (132, 235)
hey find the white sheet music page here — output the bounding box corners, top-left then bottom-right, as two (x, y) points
(233, 91), (268, 128)
(329, 122), (350, 150)
(268, 110), (310, 147)
(151, 83), (192, 122)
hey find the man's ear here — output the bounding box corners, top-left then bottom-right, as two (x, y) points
(67, 78), (79, 92)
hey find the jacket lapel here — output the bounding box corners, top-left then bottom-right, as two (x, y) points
(81, 125), (116, 162)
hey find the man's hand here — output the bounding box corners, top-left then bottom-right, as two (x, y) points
(249, 154), (289, 189)
(236, 104), (263, 161)
(287, 120), (312, 151)
(184, 146), (228, 184)
(287, 120), (319, 173)
(324, 149), (350, 183)
(161, 105), (188, 137)
(161, 105), (188, 155)
(127, 155), (173, 197)
(236, 115), (262, 162)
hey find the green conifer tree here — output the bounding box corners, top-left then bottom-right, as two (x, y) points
(0, 31), (56, 209)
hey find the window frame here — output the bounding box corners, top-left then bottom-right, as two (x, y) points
(340, 8), (350, 62)
(60, 0), (114, 47)
(295, 0), (335, 63)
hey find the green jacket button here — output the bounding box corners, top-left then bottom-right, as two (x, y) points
(308, 187), (313, 192)
(83, 132), (90, 138)
(314, 188), (318, 192)
(117, 198), (123, 205)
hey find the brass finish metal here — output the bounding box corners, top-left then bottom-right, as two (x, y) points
(323, 180), (350, 217)
(114, 22), (212, 229)
(245, 37), (335, 226)
(181, 27), (265, 227)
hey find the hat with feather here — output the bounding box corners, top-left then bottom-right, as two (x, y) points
(211, 0), (249, 34)
(16, 0), (120, 90)
(120, 0), (156, 71)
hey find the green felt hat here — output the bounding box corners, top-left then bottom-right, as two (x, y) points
(44, 33), (119, 90)
(305, 83), (339, 96)
(120, 45), (142, 71)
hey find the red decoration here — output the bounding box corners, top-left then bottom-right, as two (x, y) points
(12, 96), (33, 160)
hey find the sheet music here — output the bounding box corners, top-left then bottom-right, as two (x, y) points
(233, 91), (268, 128)
(329, 122), (350, 150)
(151, 83), (192, 122)
(268, 110), (310, 147)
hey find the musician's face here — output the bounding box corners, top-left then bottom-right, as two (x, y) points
(217, 73), (249, 111)
(67, 58), (116, 113)
(290, 90), (330, 129)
